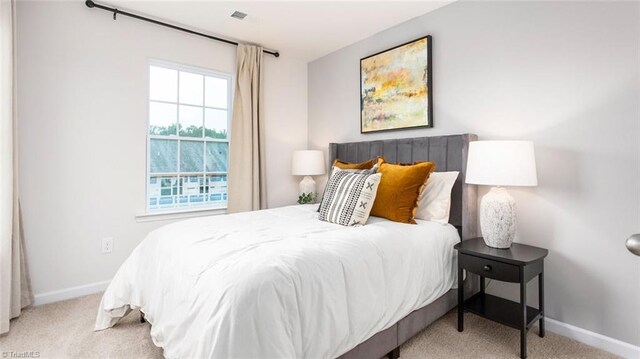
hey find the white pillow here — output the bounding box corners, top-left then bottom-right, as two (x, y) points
(414, 171), (459, 223)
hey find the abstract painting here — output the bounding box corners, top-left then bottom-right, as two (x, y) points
(360, 35), (432, 133)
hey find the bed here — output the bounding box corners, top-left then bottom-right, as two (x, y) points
(95, 133), (479, 359)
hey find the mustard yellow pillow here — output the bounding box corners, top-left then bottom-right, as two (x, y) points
(370, 158), (436, 224)
(332, 158), (376, 170)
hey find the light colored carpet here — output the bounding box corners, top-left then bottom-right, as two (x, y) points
(0, 293), (617, 359)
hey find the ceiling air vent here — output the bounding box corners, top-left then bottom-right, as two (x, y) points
(231, 11), (247, 20)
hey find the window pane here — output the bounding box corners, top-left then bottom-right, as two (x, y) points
(206, 142), (228, 172)
(205, 76), (227, 108)
(149, 102), (177, 135)
(179, 71), (203, 106)
(150, 139), (178, 173)
(148, 176), (179, 210)
(180, 140), (204, 173)
(180, 176), (205, 205)
(179, 105), (203, 137)
(180, 176), (203, 195)
(204, 109), (227, 139)
(206, 175), (228, 204)
(150, 66), (177, 102)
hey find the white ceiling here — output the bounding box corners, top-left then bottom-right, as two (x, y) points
(107, 1), (453, 62)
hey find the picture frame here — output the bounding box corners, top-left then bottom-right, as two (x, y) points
(360, 35), (433, 133)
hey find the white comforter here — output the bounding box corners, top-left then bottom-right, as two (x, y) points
(95, 205), (459, 359)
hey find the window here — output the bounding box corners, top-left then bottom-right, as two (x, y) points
(146, 60), (231, 213)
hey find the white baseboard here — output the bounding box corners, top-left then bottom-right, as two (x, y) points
(32, 280), (111, 306)
(540, 317), (640, 359)
(31, 281), (639, 358)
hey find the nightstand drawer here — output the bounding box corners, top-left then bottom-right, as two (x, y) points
(459, 253), (519, 283)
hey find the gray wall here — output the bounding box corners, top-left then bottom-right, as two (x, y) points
(308, 0), (639, 346)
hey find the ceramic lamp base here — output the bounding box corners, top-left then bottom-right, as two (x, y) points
(299, 176), (317, 202)
(480, 187), (516, 248)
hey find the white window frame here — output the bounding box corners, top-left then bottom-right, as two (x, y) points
(143, 59), (233, 217)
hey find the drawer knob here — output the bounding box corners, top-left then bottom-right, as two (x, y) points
(483, 265), (492, 271)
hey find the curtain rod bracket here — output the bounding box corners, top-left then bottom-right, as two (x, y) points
(113, 9), (117, 20)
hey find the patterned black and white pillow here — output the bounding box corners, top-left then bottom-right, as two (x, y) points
(316, 165), (378, 212)
(318, 168), (382, 226)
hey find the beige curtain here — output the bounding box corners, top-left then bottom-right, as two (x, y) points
(1, 0), (32, 335)
(227, 44), (267, 213)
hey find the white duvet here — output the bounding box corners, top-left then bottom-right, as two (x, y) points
(95, 205), (459, 359)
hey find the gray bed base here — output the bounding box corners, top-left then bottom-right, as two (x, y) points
(330, 134), (480, 359)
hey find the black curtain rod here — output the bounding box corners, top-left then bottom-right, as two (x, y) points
(84, 0), (280, 57)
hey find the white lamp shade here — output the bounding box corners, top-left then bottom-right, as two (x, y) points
(292, 150), (326, 176)
(466, 141), (538, 186)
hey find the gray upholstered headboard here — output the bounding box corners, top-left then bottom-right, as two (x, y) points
(328, 134), (478, 240)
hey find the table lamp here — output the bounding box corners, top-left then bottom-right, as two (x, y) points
(292, 150), (325, 203)
(465, 141), (538, 248)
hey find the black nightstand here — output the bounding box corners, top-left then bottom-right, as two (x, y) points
(454, 238), (548, 359)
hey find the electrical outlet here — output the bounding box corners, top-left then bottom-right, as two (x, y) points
(101, 237), (113, 254)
